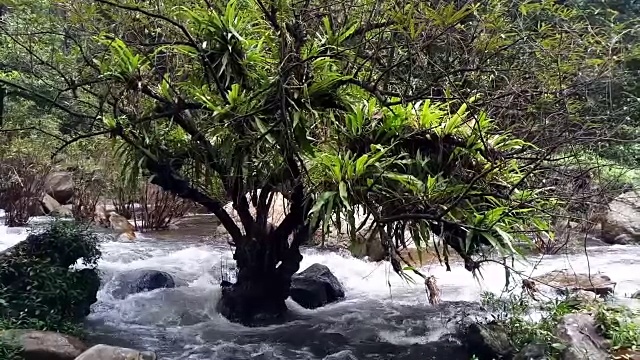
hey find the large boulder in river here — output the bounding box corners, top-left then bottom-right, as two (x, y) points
(110, 269), (177, 299)
(75, 344), (157, 360)
(394, 247), (440, 267)
(555, 314), (609, 360)
(601, 191), (640, 244)
(533, 269), (615, 296)
(632, 290), (640, 299)
(290, 264), (345, 309)
(0, 329), (87, 360)
(44, 171), (74, 205)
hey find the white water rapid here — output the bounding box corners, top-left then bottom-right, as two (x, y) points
(1, 215), (639, 359)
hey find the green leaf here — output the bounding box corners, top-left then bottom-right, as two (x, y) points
(336, 22), (359, 44)
(495, 227), (518, 255)
(309, 191), (336, 214)
(482, 207), (506, 226)
(309, 191), (336, 227)
(355, 154), (369, 177)
(254, 118), (276, 144)
(383, 173), (425, 193)
(339, 181), (349, 206)
(482, 232), (504, 254)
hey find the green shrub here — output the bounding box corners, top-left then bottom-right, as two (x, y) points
(556, 150), (640, 190)
(0, 341), (23, 360)
(481, 291), (640, 358)
(0, 220), (101, 334)
(593, 304), (640, 350)
(481, 292), (575, 358)
(20, 219), (101, 267)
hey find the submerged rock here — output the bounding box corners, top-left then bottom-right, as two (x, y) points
(555, 314), (608, 360)
(108, 212), (136, 240)
(110, 269), (176, 299)
(75, 344), (156, 360)
(533, 269), (615, 296)
(0, 329), (87, 360)
(601, 191), (640, 244)
(463, 322), (514, 360)
(290, 263), (345, 309)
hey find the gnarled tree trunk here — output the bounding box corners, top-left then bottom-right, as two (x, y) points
(217, 230), (305, 325)
(146, 160), (311, 326)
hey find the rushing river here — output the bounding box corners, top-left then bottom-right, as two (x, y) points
(1, 215), (639, 359)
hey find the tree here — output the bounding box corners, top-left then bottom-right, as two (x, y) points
(0, 0), (631, 325)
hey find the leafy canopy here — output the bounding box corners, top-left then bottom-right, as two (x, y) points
(0, 0), (631, 273)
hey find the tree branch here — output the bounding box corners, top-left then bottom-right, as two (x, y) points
(1, 79), (98, 119)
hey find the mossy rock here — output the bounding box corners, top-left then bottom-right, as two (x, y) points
(465, 323), (515, 360)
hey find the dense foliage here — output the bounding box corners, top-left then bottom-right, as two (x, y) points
(0, 220), (101, 332)
(481, 292), (640, 359)
(0, 221), (101, 359)
(0, 155), (50, 226)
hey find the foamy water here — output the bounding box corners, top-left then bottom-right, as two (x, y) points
(1, 216), (639, 359)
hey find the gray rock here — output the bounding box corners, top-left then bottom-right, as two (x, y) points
(41, 194), (72, 217)
(555, 314), (608, 360)
(0, 329), (87, 360)
(514, 343), (547, 360)
(45, 171), (74, 205)
(602, 191), (640, 244)
(569, 290), (603, 303)
(349, 231), (386, 262)
(632, 290), (640, 299)
(290, 264), (345, 309)
(29, 200), (46, 217)
(75, 344), (156, 360)
(533, 269), (615, 296)
(465, 323), (514, 359)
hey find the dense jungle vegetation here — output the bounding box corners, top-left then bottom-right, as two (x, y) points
(0, 0), (639, 355)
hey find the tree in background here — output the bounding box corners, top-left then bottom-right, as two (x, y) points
(0, 0), (636, 325)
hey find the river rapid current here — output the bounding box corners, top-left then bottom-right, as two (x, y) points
(1, 214), (639, 360)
